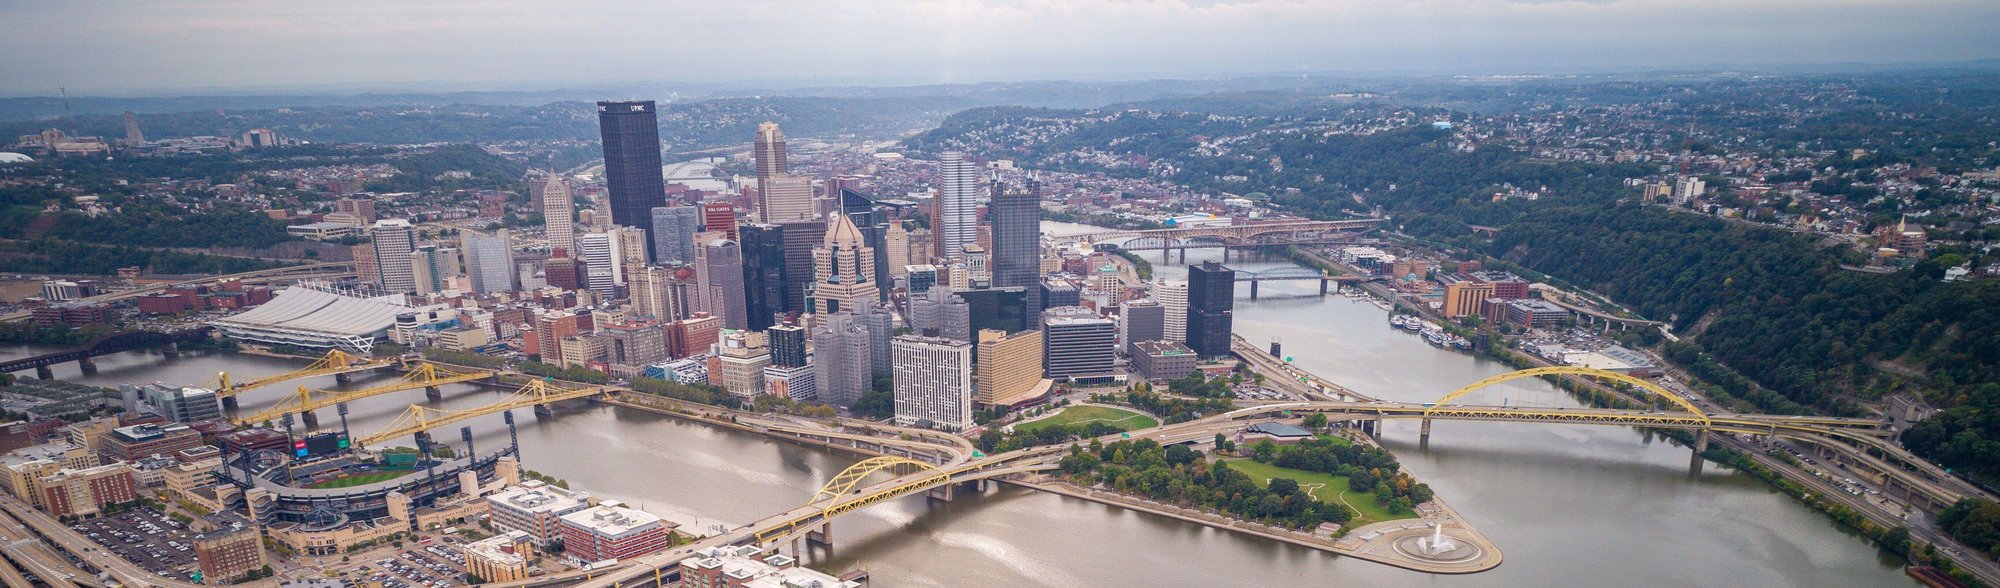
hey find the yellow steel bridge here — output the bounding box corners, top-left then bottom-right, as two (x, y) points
(231, 362), (494, 425)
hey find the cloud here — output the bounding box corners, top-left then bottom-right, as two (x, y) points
(1, 0), (1996, 95)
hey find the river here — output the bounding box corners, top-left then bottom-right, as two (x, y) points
(0, 220), (1911, 587)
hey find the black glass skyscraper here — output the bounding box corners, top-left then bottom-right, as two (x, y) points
(597, 101), (668, 257)
(739, 224), (788, 331)
(1186, 261), (1235, 357)
(769, 323), (808, 368)
(990, 180), (1043, 325)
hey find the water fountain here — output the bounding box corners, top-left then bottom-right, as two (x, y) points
(1416, 523), (1458, 556)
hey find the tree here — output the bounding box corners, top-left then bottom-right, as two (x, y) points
(1268, 477), (1301, 497)
(853, 389), (895, 420)
(1303, 413), (1329, 431)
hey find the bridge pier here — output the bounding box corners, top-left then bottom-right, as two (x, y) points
(425, 386), (443, 401)
(806, 522), (832, 548)
(301, 410), (319, 430)
(1420, 418), (1432, 442)
(1249, 281), (1259, 300)
(335, 372), (352, 385)
(34, 365), (53, 380)
(1320, 279), (1330, 296)
(927, 483), (954, 502)
(162, 342), (181, 358)
(222, 395), (239, 411)
(77, 356), (97, 375)
(1689, 429), (1710, 476)
(533, 403), (554, 418)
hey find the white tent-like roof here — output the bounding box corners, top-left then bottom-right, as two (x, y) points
(212, 286), (421, 351)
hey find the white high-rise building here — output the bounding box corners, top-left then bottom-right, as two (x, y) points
(461, 230), (516, 294)
(372, 219), (418, 293)
(759, 175), (816, 224)
(1154, 279), (1188, 343)
(936, 151), (979, 262)
(541, 176), (576, 256)
(577, 232), (622, 299)
(1674, 176), (1706, 204)
(891, 335), (974, 431)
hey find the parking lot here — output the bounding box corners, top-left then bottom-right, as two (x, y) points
(70, 509), (198, 578)
(352, 544), (467, 588)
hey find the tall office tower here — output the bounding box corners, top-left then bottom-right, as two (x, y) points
(977, 329), (1049, 408)
(604, 321), (669, 374)
(541, 175), (576, 256)
(700, 201), (738, 239)
(777, 220), (826, 316)
(697, 237), (748, 330)
(753, 121), (789, 182)
(408, 246), (460, 295)
(535, 310), (583, 366)
(1042, 306), (1117, 382)
(810, 214), (880, 315)
(909, 289), (944, 337)
(738, 224), (788, 331)
(989, 180), (1042, 319)
(371, 219), (418, 293)
(891, 335), (975, 431)
(687, 230), (726, 315)
(1185, 261), (1236, 357)
(906, 227), (934, 265)
(577, 232), (622, 299)
(952, 285), (1029, 336)
(962, 245), (989, 282)
(617, 227), (650, 277)
(885, 223), (910, 279)
(1154, 279), (1188, 343)
(1042, 277), (1081, 311)
(590, 192), (616, 230)
(629, 265), (681, 322)
(936, 151), (979, 261)
(121, 111), (143, 144)
(650, 206), (699, 265)
(940, 293), (972, 342)
(1119, 298), (1166, 354)
(759, 175), (815, 224)
(768, 323), (808, 368)
(812, 311), (873, 406)
(856, 302), (895, 375)
(462, 230), (517, 294)
(710, 331), (771, 400)
(597, 101), (668, 252)
(837, 189), (893, 303)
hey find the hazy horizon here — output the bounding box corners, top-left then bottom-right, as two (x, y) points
(5, 0), (2000, 98)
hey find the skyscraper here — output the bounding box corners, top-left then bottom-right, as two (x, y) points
(856, 302), (895, 375)
(541, 175), (576, 256)
(1042, 306), (1117, 382)
(696, 236), (748, 330)
(976, 329), (1049, 408)
(596, 101), (668, 254)
(892, 335), (975, 431)
(461, 230), (516, 295)
(989, 180), (1042, 320)
(812, 311), (872, 407)
(1119, 298), (1166, 354)
(777, 220), (826, 316)
(408, 246), (460, 295)
(760, 175), (815, 224)
(650, 206), (699, 265)
(753, 121), (788, 182)
(629, 264), (685, 322)
(371, 219), (418, 293)
(1186, 261), (1236, 357)
(936, 151), (979, 261)
(738, 224), (788, 331)
(700, 201), (737, 239)
(768, 323), (808, 368)
(1154, 279), (1188, 343)
(753, 122), (815, 224)
(810, 214), (879, 315)
(577, 232), (621, 299)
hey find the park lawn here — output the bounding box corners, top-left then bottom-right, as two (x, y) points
(307, 470), (413, 489)
(1014, 406), (1159, 433)
(1222, 459), (1415, 528)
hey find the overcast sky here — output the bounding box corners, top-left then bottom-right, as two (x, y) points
(4, 0), (1999, 96)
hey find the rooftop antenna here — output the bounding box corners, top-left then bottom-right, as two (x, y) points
(60, 87), (72, 119)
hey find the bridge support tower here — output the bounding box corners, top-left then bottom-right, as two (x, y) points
(77, 356), (97, 375)
(301, 410), (319, 430)
(1420, 418), (1432, 442)
(34, 365), (53, 380)
(425, 386), (443, 401)
(222, 395), (239, 411)
(534, 403), (555, 418)
(1250, 281), (1259, 300)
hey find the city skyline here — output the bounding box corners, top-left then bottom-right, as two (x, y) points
(4, 1), (2000, 96)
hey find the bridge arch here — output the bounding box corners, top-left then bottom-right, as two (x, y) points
(812, 456), (940, 504)
(1427, 366), (1708, 425)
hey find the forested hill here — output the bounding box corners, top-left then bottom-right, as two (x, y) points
(1, 95), (979, 149)
(910, 110), (2000, 485)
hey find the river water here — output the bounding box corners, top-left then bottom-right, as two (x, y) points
(0, 220), (1910, 587)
